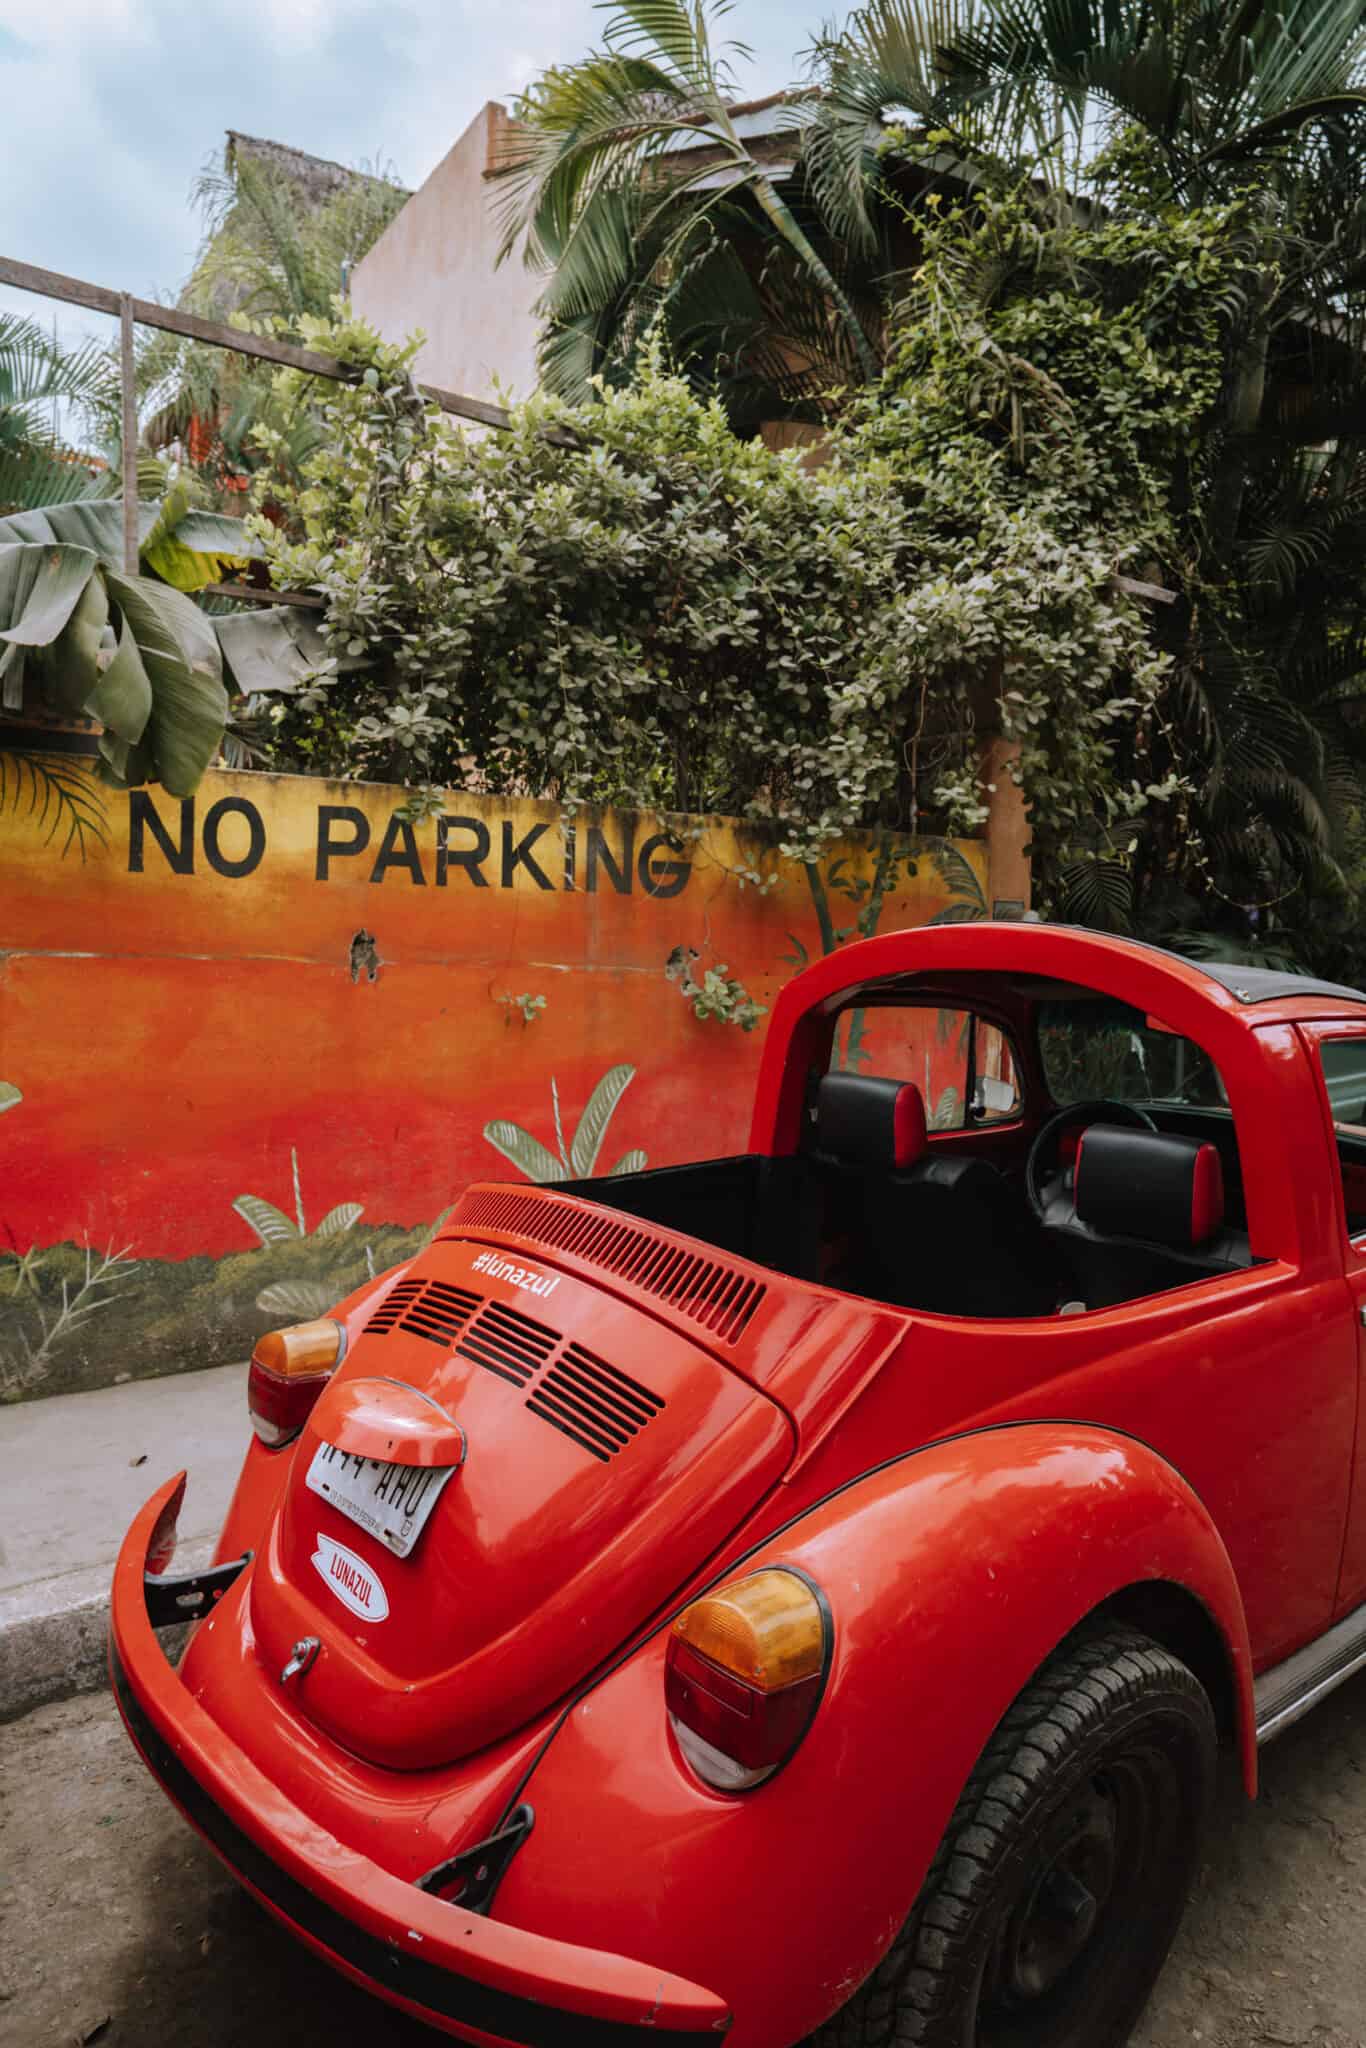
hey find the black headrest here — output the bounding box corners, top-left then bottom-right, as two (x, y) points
(815, 1073), (928, 1171)
(1075, 1125), (1224, 1248)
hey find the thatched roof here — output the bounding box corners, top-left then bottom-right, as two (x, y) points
(224, 132), (409, 210)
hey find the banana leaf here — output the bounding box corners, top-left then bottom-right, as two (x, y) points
(104, 570), (228, 796)
(0, 493), (262, 592)
(139, 476), (257, 591)
(0, 540), (98, 651)
(215, 604), (326, 695)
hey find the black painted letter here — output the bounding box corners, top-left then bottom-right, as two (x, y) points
(436, 815), (491, 888)
(500, 820), (554, 891)
(315, 805), (371, 881)
(370, 813), (427, 886)
(202, 797), (266, 879)
(128, 792), (194, 875)
(586, 822), (634, 895)
(638, 832), (692, 899)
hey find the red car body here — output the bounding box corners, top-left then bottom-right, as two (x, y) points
(110, 923), (1366, 2045)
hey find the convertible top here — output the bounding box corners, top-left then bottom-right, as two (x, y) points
(1136, 943), (1366, 1009)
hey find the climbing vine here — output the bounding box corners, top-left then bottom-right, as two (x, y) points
(246, 192), (1251, 884)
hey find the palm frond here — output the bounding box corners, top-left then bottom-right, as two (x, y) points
(0, 750), (109, 861)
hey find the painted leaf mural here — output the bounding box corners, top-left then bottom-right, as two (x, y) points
(483, 1067), (646, 1184)
(3, 761), (988, 1401)
(315, 1202), (364, 1238)
(482, 1123), (568, 1183)
(569, 1065), (635, 1177)
(232, 1194), (298, 1245)
(256, 1279), (337, 1320)
(233, 1149), (364, 1245)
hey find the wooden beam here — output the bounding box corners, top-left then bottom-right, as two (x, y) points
(0, 253), (512, 433)
(1112, 573), (1179, 606)
(118, 295), (138, 574)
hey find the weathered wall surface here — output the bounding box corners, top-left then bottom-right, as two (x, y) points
(352, 100), (542, 406)
(0, 764), (987, 1399)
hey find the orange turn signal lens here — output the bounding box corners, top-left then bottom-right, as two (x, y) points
(667, 1569), (830, 1792)
(671, 1569), (826, 1691)
(252, 1319), (345, 1377)
(248, 1319), (345, 1447)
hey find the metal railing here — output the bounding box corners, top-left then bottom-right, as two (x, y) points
(0, 253), (512, 583)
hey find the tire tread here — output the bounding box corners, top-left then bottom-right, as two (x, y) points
(806, 1623), (1216, 2048)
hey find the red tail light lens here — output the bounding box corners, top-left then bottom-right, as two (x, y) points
(666, 1568), (831, 1791)
(146, 1474), (187, 1576)
(248, 1319), (346, 1447)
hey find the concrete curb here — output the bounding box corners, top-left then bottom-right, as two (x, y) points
(0, 1363), (247, 1721)
(0, 1544), (212, 1721)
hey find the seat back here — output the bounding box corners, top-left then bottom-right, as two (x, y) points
(813, 1072), (929, 1173)
(1044, 1123), (1251, 1309)
(812, 1074), (1047, 1316)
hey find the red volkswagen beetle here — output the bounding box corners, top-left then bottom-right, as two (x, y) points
(111, 924), (1366, 2047)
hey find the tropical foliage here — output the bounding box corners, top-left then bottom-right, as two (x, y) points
(492, 0), (1366, 966)
(139, 134), (408, 497)
(232, 1145), (364, 1248)
(0, 1239), (139, 1396)
(0, 489), (324, 852)
(0, 313), (117, 515)
(495, 0), (884, 424)
(242, 258), (1204, 886)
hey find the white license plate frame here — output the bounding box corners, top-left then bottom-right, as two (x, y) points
(305, 1442), (456, 1558)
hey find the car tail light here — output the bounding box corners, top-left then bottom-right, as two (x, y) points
(248, 1319), (346, 1447)
(665, 1568), (831, 1792)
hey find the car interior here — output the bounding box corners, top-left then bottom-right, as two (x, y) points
(562, 971), (1264, 1321)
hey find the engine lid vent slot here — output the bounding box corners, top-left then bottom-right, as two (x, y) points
(400, 1281), (482, 1348)
(456, 1301), (559, 1388)
(451, 1190), (766, 1343)
(526, 1342), (664, 1462)
(363, 1278), (424, 1337)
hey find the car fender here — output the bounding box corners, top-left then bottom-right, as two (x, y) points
(494, 1420), (1254, 2048)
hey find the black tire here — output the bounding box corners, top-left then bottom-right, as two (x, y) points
(809, 1624), (1217, 2048)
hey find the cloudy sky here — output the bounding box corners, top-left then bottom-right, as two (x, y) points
(0, 0), (811, 356)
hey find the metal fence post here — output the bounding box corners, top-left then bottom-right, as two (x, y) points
(119, 294), (138, 575)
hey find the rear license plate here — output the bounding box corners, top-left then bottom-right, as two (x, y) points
(305, 1443), (456, 1558)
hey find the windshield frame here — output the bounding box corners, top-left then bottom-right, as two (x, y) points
(1034, 995), (1230, 1112)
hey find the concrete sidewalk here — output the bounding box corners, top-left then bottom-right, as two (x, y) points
(0, 1364), (248, 1719)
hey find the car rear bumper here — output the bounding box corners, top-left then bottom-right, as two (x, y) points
(110, 1474), (732, 2046)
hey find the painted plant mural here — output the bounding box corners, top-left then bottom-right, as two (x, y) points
(0, 769), (988, 1399)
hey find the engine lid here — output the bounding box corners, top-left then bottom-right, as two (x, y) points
(250, 1237), (793, 1768)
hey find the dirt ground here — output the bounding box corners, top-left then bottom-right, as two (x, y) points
(1, 1675), (1363, 2048)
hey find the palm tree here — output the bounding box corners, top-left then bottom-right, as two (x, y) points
(0, 314), (118, 514)
(495, 0), (882, 416)
(139, 136), (408, 493)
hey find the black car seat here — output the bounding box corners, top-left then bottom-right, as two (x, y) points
(812, 1073), (1051, 1317)
(1040, 1123), (1252, 1310)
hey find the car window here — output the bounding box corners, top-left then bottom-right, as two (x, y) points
(830, 1007), (1021, 1130)
(1317, 1037), (1366, 1238)
(1037, 998), (1227, 1109)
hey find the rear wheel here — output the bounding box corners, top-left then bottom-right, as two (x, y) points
(810, 1625), (1217, 2048)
